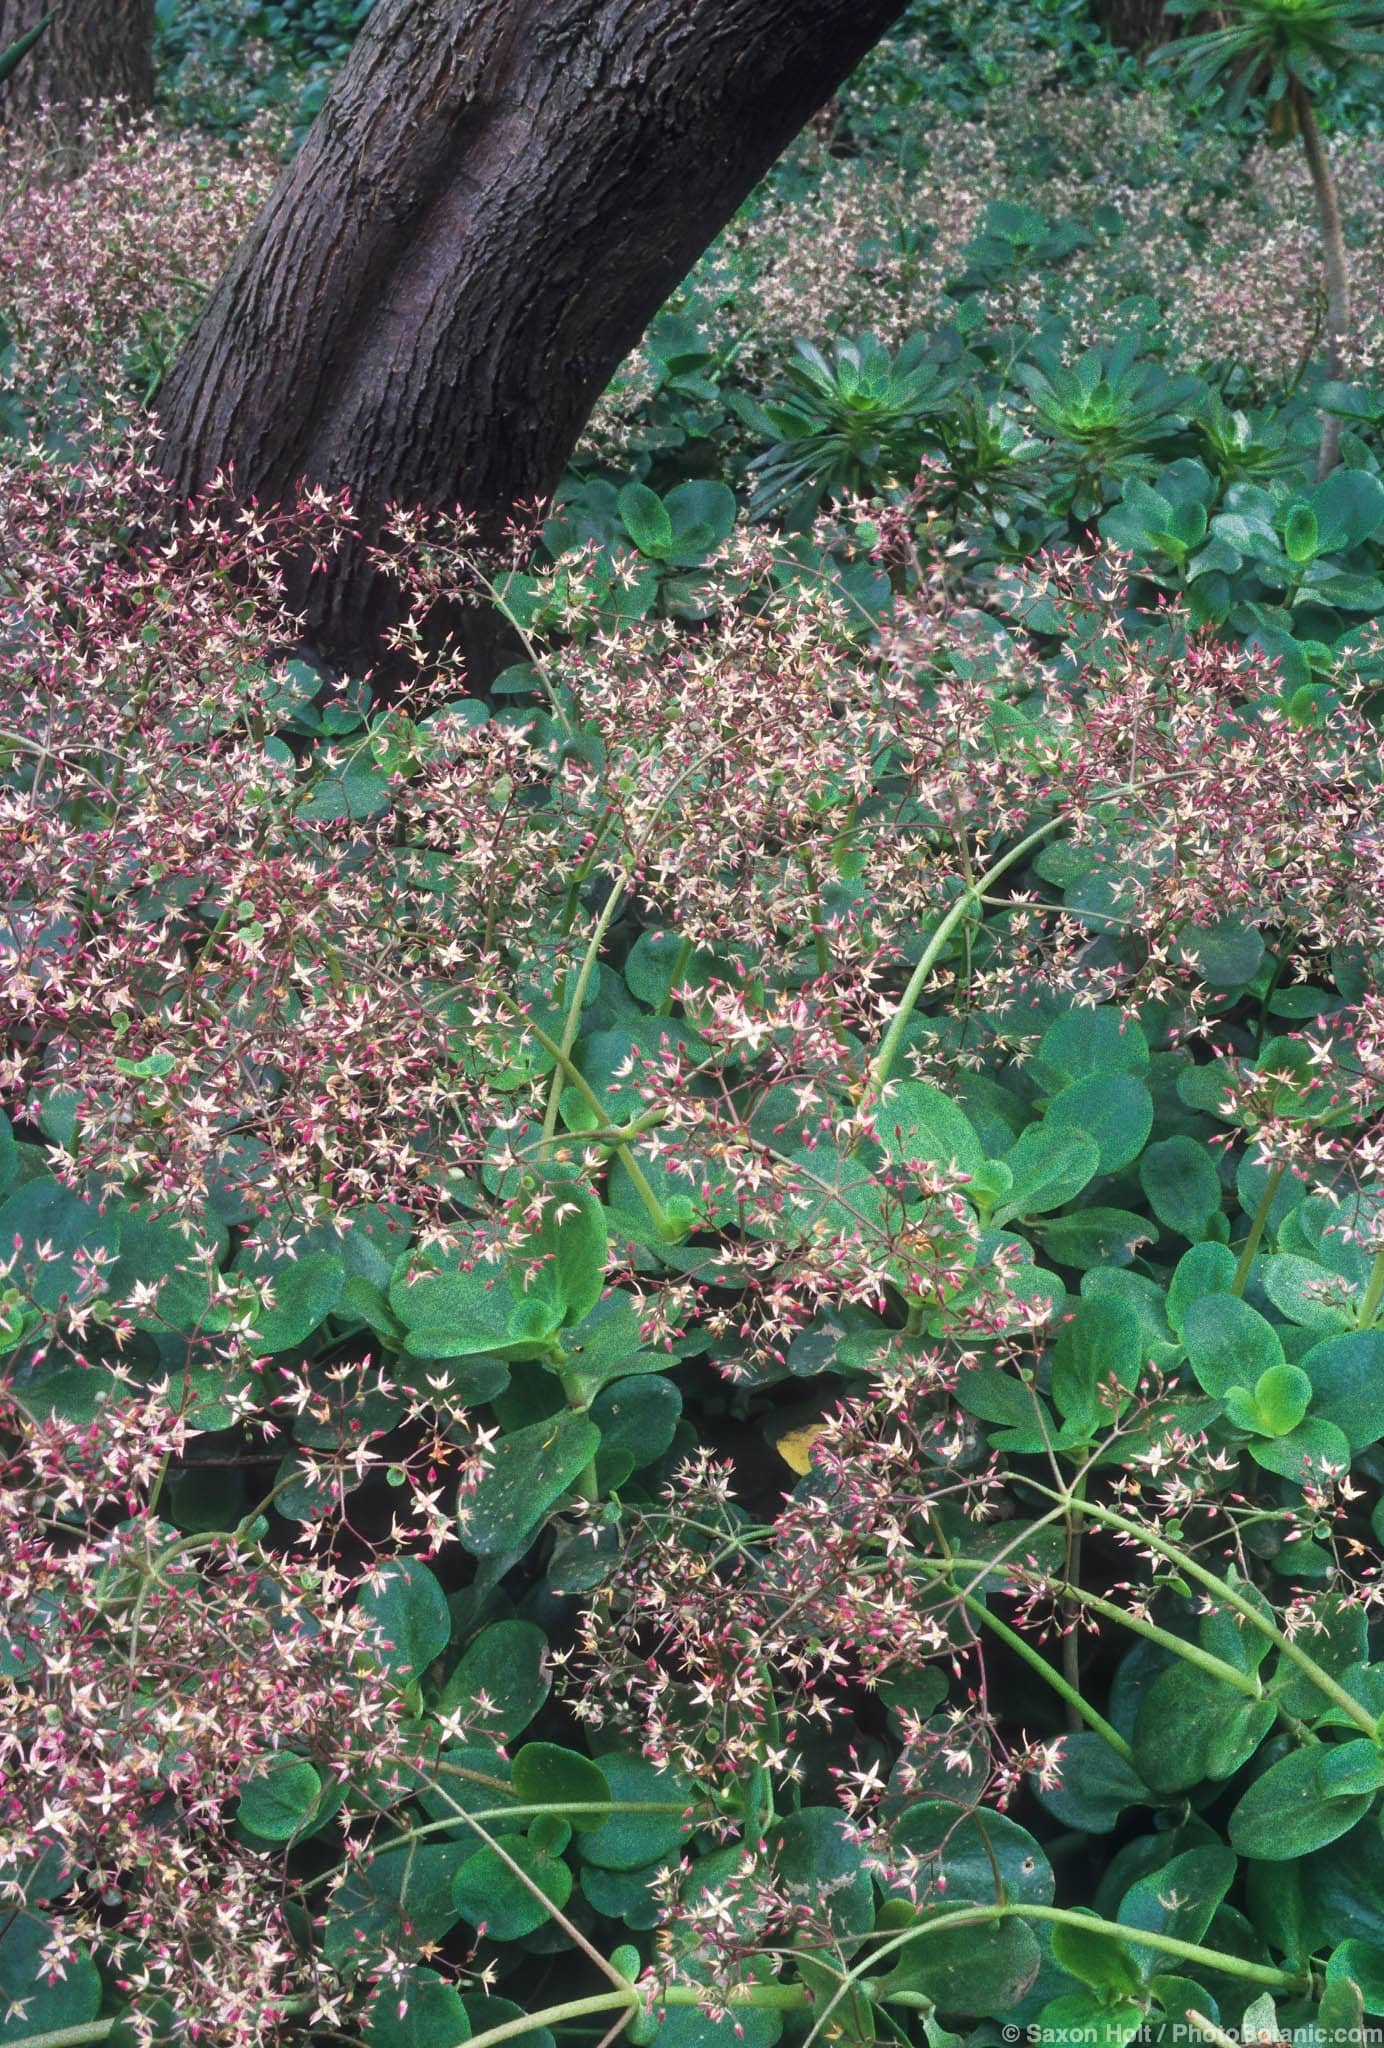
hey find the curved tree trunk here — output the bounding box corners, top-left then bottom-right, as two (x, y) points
(155, 0), (910, 671)
(0, 0), (154, 128)
(1291, 77), (1349, 479)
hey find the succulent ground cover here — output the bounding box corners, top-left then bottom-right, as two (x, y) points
(7, 4), (1384, 2045)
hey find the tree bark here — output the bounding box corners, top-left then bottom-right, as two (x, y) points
(1088, 0), (1171, 49)
(0, 0), (154, 128)
(1291, 77), (1349, 479)
(155, 0), (910, 672)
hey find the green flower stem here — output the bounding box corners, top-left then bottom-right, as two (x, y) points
(1062, 1465), (1090, 1724)
(1185, 2011), (1242, 2048)
(800, 852), (833, 978)
(1025, 1484), (1379, 1736)
(499, 1000), (673, 1239)
(923, 1554), (1264, 1701)
(950, 1583), (1136, 1765)
(989, 1904), (1310, 1980)
(543, 868), (633, 1144)
(655, 933), (696, 1017)
(1231, 1163), (1286, 1298)
(462, 1995), (640, 2048)
(926, 1508), (1135, 1761)
(462, 561), (576, 740)
(461, 1896), (1307, 2048)
(1357, 1244), (1384, 1330)
(461, 1983), (809, 2048)
(573, 1107), (669, 1147)
(865, 814), (1065, 1103)
(864, 769), (1192, 1106)
(803, 1902), (1305, 2048)
(1253, 926), (1301, 1055)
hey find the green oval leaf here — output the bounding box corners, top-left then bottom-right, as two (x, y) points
(1138, 1137), (1223, 1242)
(1230, 1746), (1378, 1859)
(510, 1743), (611, 1832)
(359, 1557), (451, 1682)
(617, 482), (674, 559)
(1183, 1293), (1284, 1396)
(875, 1080), (987, 1182)
(239, 1755), (323, 1841)
(577, 1754), (692, 1871)
(1300, 1330), (1384, 1450)
(889, 1799), (1054, 1907)
(248, 1249), (345, 1354)
(1045, 1073), (1153, 1175)
(365, 1967), (473, 2048)
(992, 1124), (1101, 1224)
(436, 1620), (551, 1740)
(459, 1410), (602, 1557)
(452, 1834), (572, 1940)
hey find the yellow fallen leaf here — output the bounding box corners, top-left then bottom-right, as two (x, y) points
(775, 1423), (826, 1476)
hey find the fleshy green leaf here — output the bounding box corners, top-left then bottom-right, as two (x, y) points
(1045, 1073), (1153, 1175)
(239, 1755), (323, 1842)
(0, 1911), (100, 2044)
(1050, 1914), (1144, 1996)
(510, 1743), (611, 1832)
(1326, 1943), (1384, 2017)
(459, 1410), (602, 1556)
(1183, 1293), (1284, 1396)
(766, 1807), (873, 1936)
(1118, 1844), (1236, 1974)
(1032, 1733), (1154, 1833)
(875, 1909), (1043, 2015)
(248, 1250), (345, 1354)
(452, 1835), (572, 1940)
(1039, 1207), (1155, 1271)
(1134, 1663), (1275, 1794)
(617, 482), (675, 559)
(1051, 1295), (1144, 1432)
(875, 1081), (987, 1182)
(1039, 1008), (1149, 1082)
(0, 1178), (120, 1314)
(436, 1620), (551, 1740)
(577, 1754), (692, 1871)
(1229, 1747), (1378, 1859)
(1299, 1330), (1384, 1449)
(359, 1558), (451, 1682)
(324, 1843), (466, 1970)
(511, 1172), (608, 1327)
(365, 1968), (472, 2048)
(1167, 1240), (1238, 1335)
(1138, 1137), (1223, 1242)
(991, 1124), (1101, 1224)
(888, 1800), (1054, 1907)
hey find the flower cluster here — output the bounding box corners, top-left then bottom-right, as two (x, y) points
(0, 109), (275, 429)
(0, 1391), (409, 2047)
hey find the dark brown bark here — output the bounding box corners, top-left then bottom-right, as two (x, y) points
(0, 0), (154, 128)
(155, 0), (910, 671)
(1088, 0), (1171, 49)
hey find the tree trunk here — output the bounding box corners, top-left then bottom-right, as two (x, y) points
(0, 0), (154, 128)
(1088, 0), (1171, 49)
(155, 0), (910, 672)
(1291, 77), (1349, 479)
